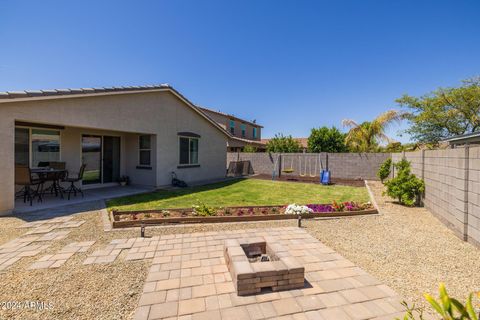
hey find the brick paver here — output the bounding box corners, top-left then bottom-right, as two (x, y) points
(29, 241), (95, 269)
(131, 227), (405, 319)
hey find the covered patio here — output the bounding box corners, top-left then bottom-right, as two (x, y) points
(12, 120), (158, 213)
(14, 184), (154, 214)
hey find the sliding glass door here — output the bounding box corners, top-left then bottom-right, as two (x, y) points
(81, 135), (121, 185)
(103, 136), (120, 183)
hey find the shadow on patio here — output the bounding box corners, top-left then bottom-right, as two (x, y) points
(11, 185), (154, 221)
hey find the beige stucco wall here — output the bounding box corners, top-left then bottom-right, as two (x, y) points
(0, 90), (227, 214)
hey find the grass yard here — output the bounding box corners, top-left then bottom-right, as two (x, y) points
(107, 178), (370, 211)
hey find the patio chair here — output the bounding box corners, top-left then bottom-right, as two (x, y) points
(63, 164), (86, 200)
(15, 165), (44, 206)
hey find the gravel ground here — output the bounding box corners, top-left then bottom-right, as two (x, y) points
(1, 182), (479, 319)
(303, 181), (480, 312)
(0, 202), (295, 320)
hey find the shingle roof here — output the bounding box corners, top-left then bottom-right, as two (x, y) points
(197, 106), (263, 128)
(0, 84), (170, 100)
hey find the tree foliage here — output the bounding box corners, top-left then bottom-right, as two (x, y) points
(384, 159), (425, 206)
(342, 110), (405, 152)
(307, 126), (347, 153)
(377, 158), (392, 183)
(242, 145), (257, 153)
(397, 77), (480, 144)
(266, 134), (302, 153)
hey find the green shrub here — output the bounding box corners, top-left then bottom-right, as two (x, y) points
(378, 158), (392, 183)
(384, 159), (424, 206)
(192, 203), (217, 216)
(242, 145), (257, 153)
(397, 283), (479, 320)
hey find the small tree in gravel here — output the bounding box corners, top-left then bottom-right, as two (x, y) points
(377, 158), (392, 183)
(384, 159), (424, 206)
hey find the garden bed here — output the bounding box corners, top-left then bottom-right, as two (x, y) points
(110, 203), (378, 228)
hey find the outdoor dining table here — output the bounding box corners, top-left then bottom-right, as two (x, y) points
(31, 168), (67, 198)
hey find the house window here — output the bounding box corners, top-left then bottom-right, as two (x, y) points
(31, 129), (60, 167)
(229, 120), (235, 134)
(253, 127), (257, 139)
(179, 137), (199, 165)
(139, 135), (151, 166)
(241, 124), (246, 137)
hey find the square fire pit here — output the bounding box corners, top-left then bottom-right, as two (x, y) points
(224, 237), (305, 295)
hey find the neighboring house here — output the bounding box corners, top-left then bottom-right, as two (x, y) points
(198, 107), (264, 152)
(260, 138), (308, 152)
(443, 132), (480, 147)
(0, 85), (231, 214)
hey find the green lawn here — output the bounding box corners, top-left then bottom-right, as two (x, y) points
(107, 179), (370, 212)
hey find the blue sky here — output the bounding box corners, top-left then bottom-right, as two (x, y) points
(1, 1), (479, 142)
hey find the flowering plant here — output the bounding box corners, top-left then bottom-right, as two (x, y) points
(305, 201), (372, 213)
(306, 204), (334, 212)
(285, 204), (313, 215)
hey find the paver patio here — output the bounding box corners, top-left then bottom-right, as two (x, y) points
(132, 227), (406, 320)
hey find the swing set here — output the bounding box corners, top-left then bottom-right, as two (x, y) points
(272, 153), (331, 185)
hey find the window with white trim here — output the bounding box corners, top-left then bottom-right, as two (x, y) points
(139, 135), (151, 166)
(179, 137), (199, 165)
(229, 120), (235, 134)
(241, 124), (246, 137)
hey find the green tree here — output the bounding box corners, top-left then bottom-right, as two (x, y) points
(384, 159), (425, 206)
(242, 145), (257, 153)
(397, 77), (480, 144)
(342, 110), (405, 152)
(266, 134), (302, 153)
(307, 126), (347, 153)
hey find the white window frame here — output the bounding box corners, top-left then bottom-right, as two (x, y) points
(15, 126), (62, 168)
(178, 136), (199, 166)
(138, 135), (152, 167)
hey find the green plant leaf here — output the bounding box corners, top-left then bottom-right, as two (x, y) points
(450, 298), (468, 317)
(424, 293), (446, 317)
(466, 294), (479, 320)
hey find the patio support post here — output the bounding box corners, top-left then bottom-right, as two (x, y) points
(0, 117), (15, 215)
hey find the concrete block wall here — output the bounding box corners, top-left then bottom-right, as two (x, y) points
(393, 147), (480, 247)
(227, 152), (279, 175)
(227, 152), (390, 180)
(467, 147), (480, 246)
(327, 153), (390, 180)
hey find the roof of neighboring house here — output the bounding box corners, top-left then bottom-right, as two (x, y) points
(443, 131), (480, 144)
(229, 136), (266, 147)
(0, 84), (234, 139)
(197, 106), (263, 128)
(261, 137), (309, 149)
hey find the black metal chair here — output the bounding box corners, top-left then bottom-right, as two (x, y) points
(63, 164), (86, 200)
(15, 166), (44, 206)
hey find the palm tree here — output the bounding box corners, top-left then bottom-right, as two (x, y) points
(342, 110), (405, 152)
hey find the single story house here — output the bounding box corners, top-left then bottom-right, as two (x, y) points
(443, 132), (480, 147)
(0, 84), (231, 214)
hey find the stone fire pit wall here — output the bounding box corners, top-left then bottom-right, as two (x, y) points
(224, 237), (305, 295)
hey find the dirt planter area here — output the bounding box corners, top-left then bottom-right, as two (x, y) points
(303, 181), (480, 312)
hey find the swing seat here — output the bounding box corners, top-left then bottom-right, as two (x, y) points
(282, 169), (294, 174)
